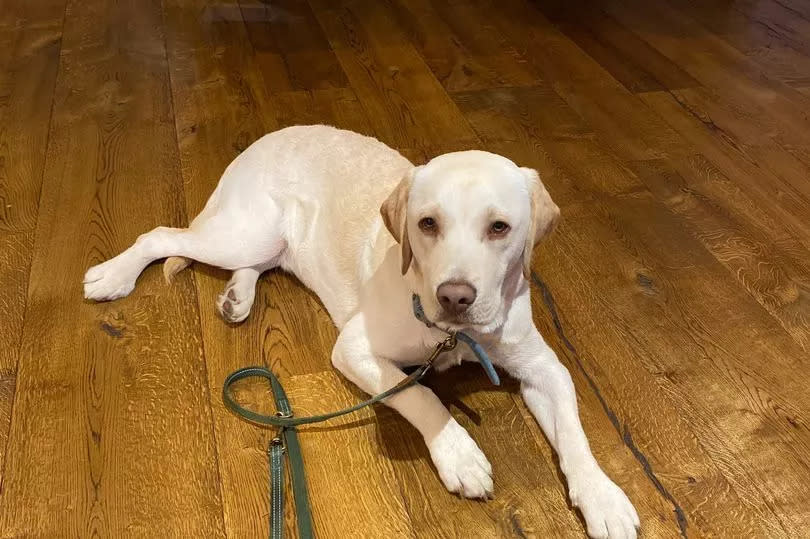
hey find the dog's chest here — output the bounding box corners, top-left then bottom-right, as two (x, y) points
(432, 347), (467, 372)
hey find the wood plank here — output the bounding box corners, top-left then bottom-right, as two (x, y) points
(599, 0), (810, 171)
(629, 156), (810, 350)
(239, 0), (349, 92)
(387, 0), (542, 93)
(309, 0), (479, 151)
(664, 0), (810, 87)
(283, 371), (415, 537)
(0, 233), (32, 470)
(0, 0), (64, 484)
(552, 179), (810, 534)
(528, 196), (800, 537)
(637, 90), (810, 250)
(0, 0), (226, 536)
(536, 2), (699, 94)
(731, 0), (810, 57)
(481, 0), (687, 161)
(662, 84), (810, 210)
(763, 0), (810, 21)
(0, 0), (63, 233)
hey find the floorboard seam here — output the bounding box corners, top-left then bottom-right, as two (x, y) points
(531, 271), (688, 538)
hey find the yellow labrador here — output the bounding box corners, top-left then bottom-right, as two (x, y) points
(84, 125), (639, 539)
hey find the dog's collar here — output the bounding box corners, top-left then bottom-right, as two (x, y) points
(411, 294), (500, 385)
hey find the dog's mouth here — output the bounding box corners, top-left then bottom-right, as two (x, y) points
(435, 309), (472, 326)
(426, 295), (502, 334)
(435, 312), (496, 334)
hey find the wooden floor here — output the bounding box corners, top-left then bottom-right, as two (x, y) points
(1, 0), (809, 536)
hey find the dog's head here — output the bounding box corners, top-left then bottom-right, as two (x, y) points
(381, 150), (559, 333)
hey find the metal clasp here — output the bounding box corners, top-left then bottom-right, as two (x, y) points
(270, 434), (286, 454)
(425, 332), (458, 367)
(441, 332), (458, 351)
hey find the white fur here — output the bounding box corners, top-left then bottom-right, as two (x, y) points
(83, 125), (639, 538)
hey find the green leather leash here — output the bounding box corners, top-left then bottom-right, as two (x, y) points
(223, 333), (458, 539)
(222, 295), (498, 538)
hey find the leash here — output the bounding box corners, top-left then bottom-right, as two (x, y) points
(222, 295), (499, 538)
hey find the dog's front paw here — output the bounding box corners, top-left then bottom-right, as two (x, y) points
(569, 468), (639, 539)
(428, 418), (493, 499)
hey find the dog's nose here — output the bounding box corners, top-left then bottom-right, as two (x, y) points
(436, 281), (477, 315)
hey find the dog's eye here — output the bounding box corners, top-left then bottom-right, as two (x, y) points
(418, 217), (437, 233)
(490, 221), (510, 235)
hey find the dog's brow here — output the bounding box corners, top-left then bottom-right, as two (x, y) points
(485, 205), (509, 220)
(416, 203), (441, 219)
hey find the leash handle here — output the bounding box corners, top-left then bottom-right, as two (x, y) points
(232, 365), (313, 539)
(223, 335), (455, 539)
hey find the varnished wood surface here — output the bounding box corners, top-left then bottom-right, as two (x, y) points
(1, 0), (809, 536)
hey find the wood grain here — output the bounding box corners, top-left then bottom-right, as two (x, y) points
(309, 0), (479, 151)
(285, 371), (414, 537)
(388, 0), (541, 93)
(637, 90), (810, 249)
(0, 0), (225, 535)
(3, 0), (810, 536)
(0, 0), (65, 481)
(629, 156), (810, 350)
(239, 0), (349, 92)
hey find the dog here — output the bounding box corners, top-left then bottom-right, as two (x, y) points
(83, 125), (639, 539)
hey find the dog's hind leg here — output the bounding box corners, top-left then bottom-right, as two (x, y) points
(216, 261), (275, 323)
(84, 196), (287, 302)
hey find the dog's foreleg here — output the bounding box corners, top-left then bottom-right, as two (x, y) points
(500, 328), (640, 539)
(332, 313), (493, 498)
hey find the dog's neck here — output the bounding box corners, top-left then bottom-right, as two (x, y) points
(410, 294), (500, 385)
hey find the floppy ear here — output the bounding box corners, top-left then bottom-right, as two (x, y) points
(380, 167), (419, 274)
(521, 167), (560, 280)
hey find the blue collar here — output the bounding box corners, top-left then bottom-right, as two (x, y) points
(411, 294), (500, 385)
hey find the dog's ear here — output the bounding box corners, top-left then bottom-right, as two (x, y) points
(381, 167), (419, 274)
(521, 167), (560, 280)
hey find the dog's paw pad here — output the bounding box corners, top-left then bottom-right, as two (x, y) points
(216, 283), (255, 324)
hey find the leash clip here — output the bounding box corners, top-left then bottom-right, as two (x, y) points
(426, 332), (458, 367)
(442, 332), (458, 351)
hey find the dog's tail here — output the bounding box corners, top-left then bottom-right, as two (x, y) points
(163, 256), (192, 284)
